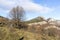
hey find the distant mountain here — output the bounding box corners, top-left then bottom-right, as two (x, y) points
(47, 18), (56, 22)
(26, 16), (46, 23)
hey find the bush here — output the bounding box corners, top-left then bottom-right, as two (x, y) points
(9, 20), (28, 30)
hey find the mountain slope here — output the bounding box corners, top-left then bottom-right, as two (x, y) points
(26, 16), (45, 23)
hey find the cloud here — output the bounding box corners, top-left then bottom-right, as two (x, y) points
(0, 0), (54, 14)
(16, 0), (54, 13)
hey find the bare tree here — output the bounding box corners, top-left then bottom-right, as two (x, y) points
(9, 6), (25, 28)
(10, 6), (25, 21)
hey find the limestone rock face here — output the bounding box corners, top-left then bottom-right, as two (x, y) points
(47, 18), (56, 22)
(28, 21), (47, 26)
(56, 20), (60, 27)
(47, 18), (60, 27)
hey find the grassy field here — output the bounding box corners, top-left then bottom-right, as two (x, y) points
(0, 27), (59, 40)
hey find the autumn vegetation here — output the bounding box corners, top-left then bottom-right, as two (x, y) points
(0, 6), (60, 40)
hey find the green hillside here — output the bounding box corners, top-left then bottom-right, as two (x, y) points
(26, 16), (45, 23)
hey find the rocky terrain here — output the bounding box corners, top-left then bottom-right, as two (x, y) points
(27, 17), (60, 37)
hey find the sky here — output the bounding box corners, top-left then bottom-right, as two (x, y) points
(0, 0), (60, 20)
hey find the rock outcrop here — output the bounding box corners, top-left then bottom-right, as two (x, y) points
(28, 17), (60, 36)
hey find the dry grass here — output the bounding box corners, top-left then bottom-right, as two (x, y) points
(0, 27), (59, 40)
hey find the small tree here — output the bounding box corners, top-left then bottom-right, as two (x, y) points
(10, 6), (25, 21)
(9, 6), (25, 28)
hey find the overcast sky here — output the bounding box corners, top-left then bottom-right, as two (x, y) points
(0, 0), (60, 20)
